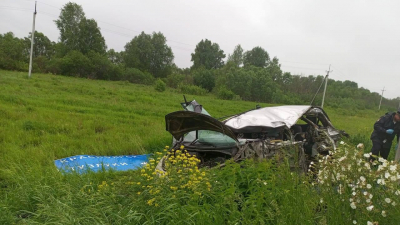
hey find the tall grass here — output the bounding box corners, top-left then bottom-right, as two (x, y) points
(0, 70), (398, 224)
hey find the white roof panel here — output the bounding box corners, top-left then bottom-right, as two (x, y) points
(224, 105), (312, 129)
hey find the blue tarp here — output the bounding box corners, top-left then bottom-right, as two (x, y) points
(54, 154), (150, 173)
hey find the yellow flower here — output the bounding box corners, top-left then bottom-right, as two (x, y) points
(137, 192), (141, 195)
(137, 182), (141, 185)
(147, 198), (155, 206)
(180, 145), (185, 150)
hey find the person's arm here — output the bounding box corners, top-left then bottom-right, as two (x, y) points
(374, 115), (389, 134)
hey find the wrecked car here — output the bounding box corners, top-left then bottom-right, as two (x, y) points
(157, 98), (348, 173)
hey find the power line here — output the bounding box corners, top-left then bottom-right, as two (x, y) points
(280, 65), (326, 71)
(280, 60), (329, 66)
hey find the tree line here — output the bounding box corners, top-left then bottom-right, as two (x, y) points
(0, 2), (398, 111)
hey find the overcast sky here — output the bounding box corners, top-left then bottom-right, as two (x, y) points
(1, 0), (399, 99)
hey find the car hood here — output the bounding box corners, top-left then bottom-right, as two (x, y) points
(165, 111), (238, 142)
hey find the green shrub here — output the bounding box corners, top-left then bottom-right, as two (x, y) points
(217, 86), (235, 100)
(193, 69), (215, 91)
(154, 79), (166, 92)
(178, 84), (208, 95)
(58, 50), (92, 77)
(166, 73), (185, 88)
(123, 68), (155, 85)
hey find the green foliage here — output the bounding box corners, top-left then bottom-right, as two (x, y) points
(0, 32), (27, 71)
(55, 2), (106, 56)
(217, 86), (235, 100)
(191, 39), (225, 70)
(124, 32), (174, 78)
(166, 73), (186, 88)
(55, 2), (85, 54)
(124, 68), (155, 85)
(55, 50), (92, 77)
(154, 79), (166, 92)
(227, 44), (244, 67)
(23, 31), (55, 59)
(178, 84), (208, 96)
(77, 18), (107, 55)
(86, 51), (122, 80)
(243, 46), (270, 68)
(314, 144), (400, 225)
(193, 69), (215, 91)
(107, 49), (124, 65)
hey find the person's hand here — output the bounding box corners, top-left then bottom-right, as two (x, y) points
(386, 129), (394, 134)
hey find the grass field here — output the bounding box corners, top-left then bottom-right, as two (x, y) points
(1, 70), (399, 224)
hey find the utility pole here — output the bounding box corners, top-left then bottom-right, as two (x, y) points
(378, 87), (386, 110)
(321, 65), (332, 108)
(28, 1), (37, 78)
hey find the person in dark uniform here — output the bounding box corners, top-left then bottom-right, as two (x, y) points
(370, 108), (400, 159)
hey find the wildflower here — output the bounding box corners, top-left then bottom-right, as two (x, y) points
(357, 143), (364, 149)
(392, 201), (396, 206)
(367, 222), (373, 225)
(360, 176), (366, 182)
(385, 172), (390, 179)
(353, 220), (357, 224)
(395, 190), (400, 195)
(340, 141), (344, 145)
(350, 202), (356, 209)
(137, 192), (141, 195)
(381, 210), (386, 217)
(367, 184), (372, 189)
(390, 164), (397, 171)
(147, 198), (155, 206)
(385, 198), (391, 203)
(366, 205), (374, 211)
(320, 198), (323, 203)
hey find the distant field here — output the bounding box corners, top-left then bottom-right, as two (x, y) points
(1, 70), (397, 224)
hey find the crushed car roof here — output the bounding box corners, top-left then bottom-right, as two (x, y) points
(223, 105), (312, 130)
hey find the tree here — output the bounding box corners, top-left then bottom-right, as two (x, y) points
(243, 46), (270, 68)
(107, 49), (124, 65)
(55, 2), (106, 55)
(191, 39), (225, 70)
(266, 57), (282, 83)
(124, 32), (174, 78)
(78, 18), (106, 54)
(55, 2), (85, 53)
(0, 32), (27, 70)
(23, 31), (54, 59)
(193, 69), (215, 91)
(227, 44), (243, 67)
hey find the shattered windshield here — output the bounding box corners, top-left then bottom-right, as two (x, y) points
(180, 99), (237, 147)
(183, 130), (237, 147)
